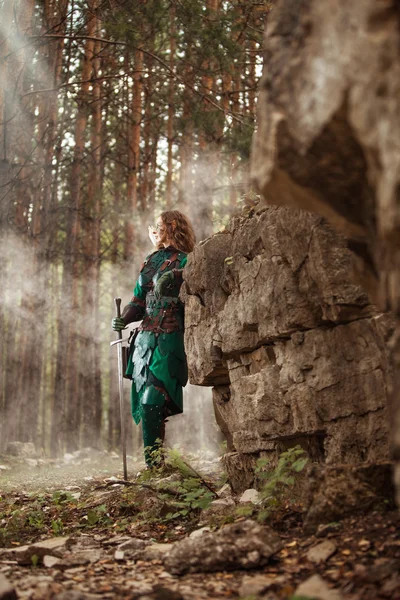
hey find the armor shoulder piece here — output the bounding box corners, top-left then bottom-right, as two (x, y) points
(177, 252), (187, 267)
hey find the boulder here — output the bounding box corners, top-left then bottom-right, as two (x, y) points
(164, 519), (282, 574)
(184, 207), (392, 493)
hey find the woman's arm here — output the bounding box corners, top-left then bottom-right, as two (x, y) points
(121, 281), (146, 325)
(121, 253), (156, 324)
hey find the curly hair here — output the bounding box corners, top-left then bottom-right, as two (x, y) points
(158, 210), (196, 253)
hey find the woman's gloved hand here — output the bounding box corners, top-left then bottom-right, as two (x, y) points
(112, 317), (126, 331)
(154, 271), (174, 298)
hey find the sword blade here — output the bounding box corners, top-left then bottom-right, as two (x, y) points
(116, 342), (128, 481)
(114, 297), (128, 481)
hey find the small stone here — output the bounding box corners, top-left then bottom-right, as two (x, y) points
(144, 543), (174, 561)
(199, 497), (236, 524)
(316, 522), (341, 538)
(239, 489), (260, 504)
(0, 573), (17, 600)
(306, 540), (337, 564)
(114, 550), (125, 561)
(118, 538), (149, 552)
(102, 535), (131, 547)
(189, 527), (211, 539)
(216, 483), (232, 499)
(295, 574), (342, 600)
(69, 491), (81, 500)
(24, 458), (38, 467)
(238, 574), (276, 596)
(54, 555), (91, 570)
(43, 555), (61, 568)
(0, 465), (11, 471)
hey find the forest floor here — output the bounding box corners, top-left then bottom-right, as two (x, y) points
(0, 450), (399, 600)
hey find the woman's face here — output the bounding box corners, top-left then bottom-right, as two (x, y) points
(153, 216), (168, 246)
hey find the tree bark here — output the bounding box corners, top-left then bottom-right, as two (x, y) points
(124, 48), (143, 260)
(165, 4), (176, 208)
(52, 1), (96, 454)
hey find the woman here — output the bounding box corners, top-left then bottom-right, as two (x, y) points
(112, 210), (196, 467)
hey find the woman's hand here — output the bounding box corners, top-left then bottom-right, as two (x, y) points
(154, 271), (174, 298)
(112, 317), (126, 331)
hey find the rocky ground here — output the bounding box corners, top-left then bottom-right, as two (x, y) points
(0, 447), (399, 600)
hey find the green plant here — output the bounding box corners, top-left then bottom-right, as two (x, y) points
(31, 554), (40, 567)
(235, 505), (255, 518)
(219, 440), (228, 453)
(52, 491), (78, 506)
(84, 504), (112, 527)
(253, 445), (308, 521)
(137, 446), (216, 522)
(8, 509), (25, 531)
(27, 510), (45, 530)
(51, 518), (64, 535)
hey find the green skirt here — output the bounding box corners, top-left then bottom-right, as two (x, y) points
(125, 330), (188, 425)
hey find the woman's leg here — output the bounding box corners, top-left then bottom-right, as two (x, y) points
(141, 402), (165, 467)
(140, 376), (170, 467)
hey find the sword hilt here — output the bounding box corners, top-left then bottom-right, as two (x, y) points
(114, 297), (123, 341)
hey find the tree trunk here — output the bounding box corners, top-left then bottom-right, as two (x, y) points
(52, 1), (96, 455)
(81, 25), (102, 448)
(0, 0), (14, 162)
(165, 4), (176, 208)
(124, 49), (143, 260)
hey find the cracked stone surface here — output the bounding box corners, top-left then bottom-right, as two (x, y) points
(250, 0), (400, 505)
(183, 206), (392, 493)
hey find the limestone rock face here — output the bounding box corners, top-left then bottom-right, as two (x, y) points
(184, 207), (391, 492)
(250, 0), (400, 502)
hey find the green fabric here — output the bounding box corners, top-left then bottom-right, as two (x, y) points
(125, 248), (188, 427)
(127, 330), (187, 425)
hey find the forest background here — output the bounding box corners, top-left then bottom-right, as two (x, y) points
(0, 0), (270, 457)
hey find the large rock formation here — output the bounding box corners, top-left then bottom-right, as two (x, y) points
(183, 206), (392, 492)
(250, 0), (400, 502)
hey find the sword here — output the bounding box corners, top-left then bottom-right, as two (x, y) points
(113, 297), (128, 481)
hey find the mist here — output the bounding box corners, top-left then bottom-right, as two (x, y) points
(0, 0), (259, 471)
